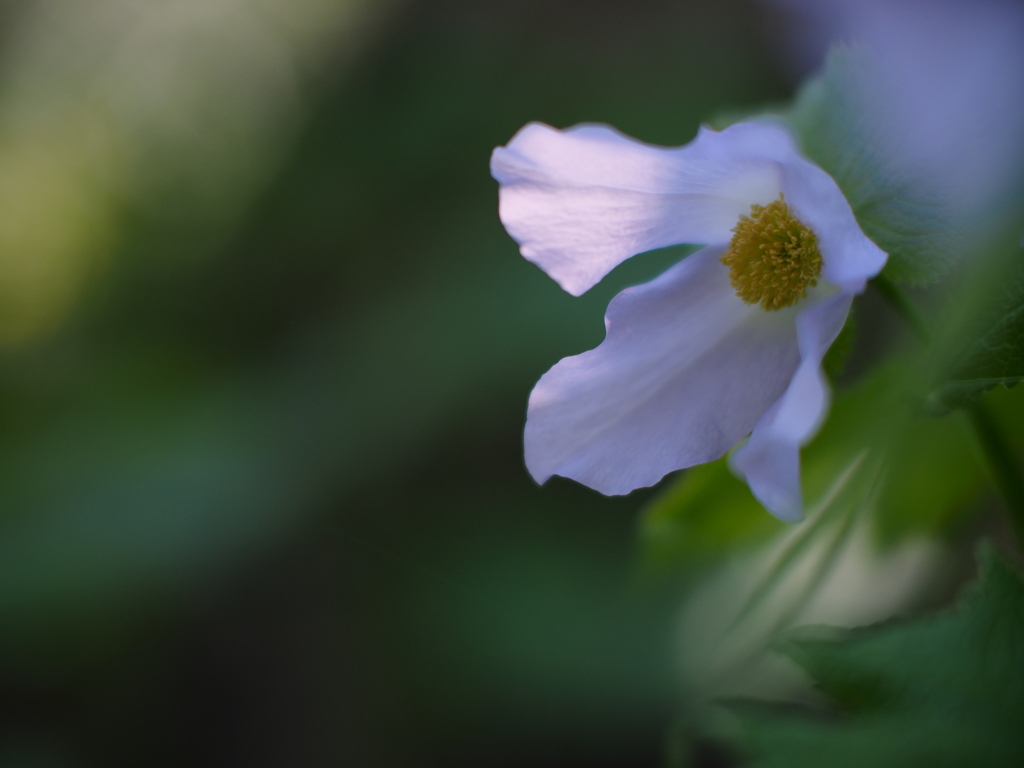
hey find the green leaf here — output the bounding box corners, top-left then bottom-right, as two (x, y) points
(932, 236), (1024, 409)
(871, 409), (982, 544)
(803, 366), (990, 547)
(734, 546), (1024, 767)
(639, 457), (784, 576)
(787, 47), (961, 285)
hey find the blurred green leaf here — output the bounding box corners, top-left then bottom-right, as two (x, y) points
(788, 47), (961, 285)
(733, 545), (1024, 767)
(871, 409), (982, 544)
(931, 241), (1024, 409)
(639, 458), (784, 575)
(803, 368), (987, 547)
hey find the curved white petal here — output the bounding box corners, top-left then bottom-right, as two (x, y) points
(779, 155), (887, 291)
(731, 292), (853, 521)
(524, 246), (803, 495)
(491, 122), (798, 296)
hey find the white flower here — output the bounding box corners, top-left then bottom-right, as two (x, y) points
(490, 121), (886, 521)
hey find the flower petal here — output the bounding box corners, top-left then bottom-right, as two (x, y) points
(524, 245), (802, 495)
(490, 122), (793, 296)
(779, 156), (887, 291)
(731, 291), (853, 521)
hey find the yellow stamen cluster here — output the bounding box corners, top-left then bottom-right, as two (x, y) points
(720, 195), (822, 311)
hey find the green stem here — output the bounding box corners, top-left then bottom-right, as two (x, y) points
(968, 400), (1024, 550)
(765, 458), (878, 638)
(873, 273), (930, 345)
(712, 459), (879, 695)
(724, 453), (866, 636)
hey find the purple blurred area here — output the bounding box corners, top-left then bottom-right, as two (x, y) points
(766, 0), (1024, 216)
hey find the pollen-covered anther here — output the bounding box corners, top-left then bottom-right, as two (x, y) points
(721, 195), (823, 311)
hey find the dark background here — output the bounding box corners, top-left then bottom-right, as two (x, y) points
(0, 1), (795, 765)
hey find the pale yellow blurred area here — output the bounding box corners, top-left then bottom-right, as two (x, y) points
(0, 0), (398, 346)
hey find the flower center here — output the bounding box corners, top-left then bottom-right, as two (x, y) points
(720, 195), (822, 311)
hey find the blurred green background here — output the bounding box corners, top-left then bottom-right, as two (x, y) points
(0, 0), (910, 765)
